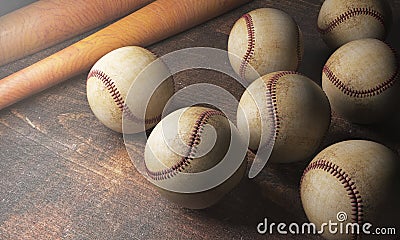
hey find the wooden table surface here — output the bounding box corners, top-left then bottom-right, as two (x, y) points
(1, 0), (399, 239)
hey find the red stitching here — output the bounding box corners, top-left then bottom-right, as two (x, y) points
(301, 159), (363, 239)
(323, 63), (399, 98)
(88, 69), (161, 125)
(239, 13), (256, 80)
(295, 26), (302, 71)
(318, 7), (385, 35)
(146, 110), (225, 180)
(265, 71), (298, 142)
(239, 14), (302, 78)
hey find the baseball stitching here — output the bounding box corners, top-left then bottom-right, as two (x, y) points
(88, 69), (161, 124)
(239, 13), (256, 80)
(318, 7), (385, 35)
(295, 26), (302, 71)
(323, 48), (399, 98)
(239, 14), (302, 79)
(264, 71), (298, 143)
(146, 110), (225, 181)
(301, 159), (363, 239)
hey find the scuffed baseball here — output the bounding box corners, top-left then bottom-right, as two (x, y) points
(87, 46), (174, 133)
(228, 8), (304, 83)
(318, 0), (392, 49)
(301, 140), (400, 240)
(237, 71), (331, 163)
(322, 38), (400, 124)
(144, 106), (246, 209)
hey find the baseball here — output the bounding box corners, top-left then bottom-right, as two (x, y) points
(87, 46), (174, 133)
(144, 106), (246, 209)
(228, 8), (304, 83)
(237, 71), (331, 163)
(322, 38), (400, 124)
(318, 0), (392, 49)
(300, 140), (400, 240)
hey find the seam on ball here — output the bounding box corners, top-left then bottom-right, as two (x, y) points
(145, 110), (226, 181)
(295, 26), (302, 71)
(88, 69), (161, 125)
(318, 7), (385, 35)
(301, 159), (363, 239)
(323, 53), (399, 98)
(239, 13), (256, 80)
(265, 71), (297, 142)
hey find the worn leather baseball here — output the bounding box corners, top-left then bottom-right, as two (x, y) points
(301, 140), (400, 240)
(322, 38), (400, 124)
(228, 8), (304, 83)
(318, 0), (392, 49)
(144, 106), (246, 209)
(237, 71), (331, 163)
(87, 46), (174, 133)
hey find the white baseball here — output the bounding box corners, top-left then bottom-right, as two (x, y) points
(301, 140), (400, 240)
(228, 8), (304, 82)
(318, 0), (392, 49)
(87, 46), (174, 133)
(144, 106), (246, 209)
(237, 71), (331, 163)
(322, 38), (400, 124)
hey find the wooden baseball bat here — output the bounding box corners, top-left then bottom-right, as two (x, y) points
(0, 0), (153, 66)
(0, 0), (251, 110)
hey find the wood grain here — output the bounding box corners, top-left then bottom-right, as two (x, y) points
(0, 0), (153, 66)
(0, 0), (399, 239)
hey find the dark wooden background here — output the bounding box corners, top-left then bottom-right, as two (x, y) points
(0, 0), (399, 239)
